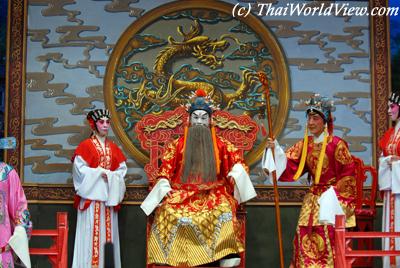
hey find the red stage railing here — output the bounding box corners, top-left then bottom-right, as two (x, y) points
(351, 155), (378, 267)
(30, 212), (68, 268)
(335, 214), (400, 267)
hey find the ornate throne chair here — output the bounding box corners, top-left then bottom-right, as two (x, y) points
(351, 155), (378, 267)
(135, 106), (258, 268)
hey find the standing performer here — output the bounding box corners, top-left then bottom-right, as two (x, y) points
(263, 94), (356, 267)
(72, 109), (127, 268)
(0, 139), (32, 268)
(141, 90), (257, 267)
(378, 89), (400, 267)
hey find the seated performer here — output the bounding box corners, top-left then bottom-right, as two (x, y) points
(378, 88), (400, 267)
(263, 94), (356, 267)
(71, 109), (127, 268)
(0, 139), (32, 268)
(140, 90), (257, 267)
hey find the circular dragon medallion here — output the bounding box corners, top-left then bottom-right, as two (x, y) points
(104, 1), (290, 166)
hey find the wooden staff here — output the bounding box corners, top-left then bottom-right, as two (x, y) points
(258, 72), (285, 268)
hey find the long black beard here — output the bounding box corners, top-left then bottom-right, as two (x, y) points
(181, 125), (217, 183)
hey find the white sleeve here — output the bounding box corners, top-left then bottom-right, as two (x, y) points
(261, 140), (287, 182)
(318, 186), (344, 225)
(379, 156), (392, 191)
(391, 160), (400, 194)
(73, 155), (109, 201)
(228, 163), (257, 203)
(140, 178), (172, 216)
(105, 161), (127, 206)
(8, 226), (31, 268)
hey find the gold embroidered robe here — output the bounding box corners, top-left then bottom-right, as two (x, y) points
(280, 136), (356, 268)
(147, 136), (246, 266)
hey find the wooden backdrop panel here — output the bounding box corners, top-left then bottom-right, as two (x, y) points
(5, 0), (390, 203)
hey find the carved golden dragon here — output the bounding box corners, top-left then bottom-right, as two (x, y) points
(143, 114), (183, 133)
(129, 20), (259, 112)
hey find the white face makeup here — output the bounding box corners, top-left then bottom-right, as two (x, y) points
(190, 110), (210, 126)
(95, 116), (110, 137)
(388, 101), (400, 122)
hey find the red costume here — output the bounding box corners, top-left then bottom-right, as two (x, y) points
(147, 135), (248, 266)
(141, 90), (257, 267)
(281, 136), (356, 267)
(379, 126), (400, 267)
(71, 109), (127, 268)
(263, 94), (356, 267)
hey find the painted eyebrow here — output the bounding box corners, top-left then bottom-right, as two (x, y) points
(192, 113), (208, 117)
